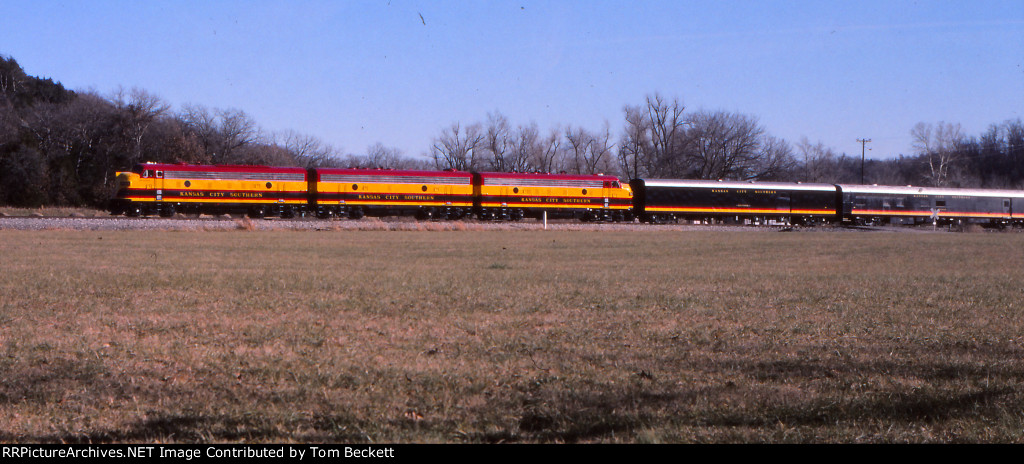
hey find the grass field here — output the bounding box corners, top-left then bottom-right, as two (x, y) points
(1, 229), (1023, 443)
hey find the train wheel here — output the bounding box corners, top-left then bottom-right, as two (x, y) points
(159, 204), (176, 218)
(126, 205), (142, 217)
(249, 206), (266, 219)
(349, 208), (365, 220)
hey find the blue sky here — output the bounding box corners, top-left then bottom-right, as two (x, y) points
(3, 1), (1022, 161)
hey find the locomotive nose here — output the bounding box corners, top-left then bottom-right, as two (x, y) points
(116, 172), (135, 189)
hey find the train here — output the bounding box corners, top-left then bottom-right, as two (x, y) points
(109, 162), (1024, 227)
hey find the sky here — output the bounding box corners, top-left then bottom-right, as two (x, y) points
(3, 1), (1022, 162)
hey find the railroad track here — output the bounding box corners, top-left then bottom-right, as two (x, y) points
(0, 215), (951, 233)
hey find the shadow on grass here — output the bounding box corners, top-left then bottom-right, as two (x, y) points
(744, 358), (1024, 384)
(706, 387), (1016, 428)
(0, 413), (369, 444)
(469, 389), (686, 443)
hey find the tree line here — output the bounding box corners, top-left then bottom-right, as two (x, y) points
(2, 55), (1023, 208)
(430, 94), (1024, 190)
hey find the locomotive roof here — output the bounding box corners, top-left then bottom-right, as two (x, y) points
(315, 168), (473, 185)
(476, 171), (620, 180)
(837, 184), (1024, 198)
(636, 179), (837, 192)
(133, 163), (307, 173)
(315, 167), (472, 178)
(475, 171), (623, 188)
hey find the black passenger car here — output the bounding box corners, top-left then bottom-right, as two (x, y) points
(630, 179), (841, 224)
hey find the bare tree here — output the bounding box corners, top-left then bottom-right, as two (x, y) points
(617, 93), (689, 178)
(178, 105), (261, 164)
(587, 122), (616, 174)
(564, 126), (593, 174)
(644, 93), (688, 176)
(618, 104), (651, 178)
(912, 121), (964, 186)
(179, 104), (219, 162)
(749, 135), (796, 180)
(537, 126), (564, 173)
(565, 123), (616, 175)
(112, 87), (170, 165)
(796, 137), (839, 182)
(237, 143), (296, 166)
(430, 122), (484, 171)
(685, 110), (764, 179)
(482, 111), (511, 171)
(1005, 119), (1024, 183)
(278, 130), (336, 167)
(507, 122), (541, 172)
(162, 120), (206, 164)
(365, 142), (405, 168)
(216, 108), (259, 163)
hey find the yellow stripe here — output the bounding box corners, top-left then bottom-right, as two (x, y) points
(649, 207), (792, 214)
(172, 199), (307, 205)
(791, 209), (836, 215)
(344, 201), (473, 207)
(481, 202), (627, 209)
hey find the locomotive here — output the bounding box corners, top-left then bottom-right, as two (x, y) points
(110, 162), (1024, 227)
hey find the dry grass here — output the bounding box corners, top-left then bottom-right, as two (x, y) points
(1, 229), (1023, 443)
(0, 206), (108, 217)
(233, 217), (257, 231)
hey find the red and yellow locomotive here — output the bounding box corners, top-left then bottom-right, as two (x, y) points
(474, 171), (633, 221)
(310, 168), (475, 220)
(109, 163), (309, 218)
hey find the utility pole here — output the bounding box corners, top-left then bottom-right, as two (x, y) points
(857, 138), (872, 184)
